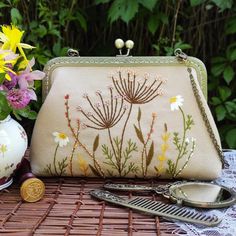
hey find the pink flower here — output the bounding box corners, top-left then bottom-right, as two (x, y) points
(0, 49), (18, 61)
(17, 58), (45, 90)
(3, 71), (18, 90)
(6, 89), (31, 109)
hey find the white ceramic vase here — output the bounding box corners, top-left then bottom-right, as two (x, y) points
(0, 115), (28, 190)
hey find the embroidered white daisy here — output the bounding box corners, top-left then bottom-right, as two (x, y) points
(52, 132), (69, 147)
(169, 95), (184, 111)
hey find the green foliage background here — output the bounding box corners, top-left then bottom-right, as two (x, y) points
(1, 0), (235, 148)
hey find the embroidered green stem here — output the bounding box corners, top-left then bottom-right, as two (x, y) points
(107, 128), (119, 171)
(53, 144), (59, 176)
(69, 134), (79, 177)
(44, 164), (53, 175)
(119, 103), (133, 176)
(144, 115), (156, 177)
(174, 140), (196, 177)
(173, 106), (186, 176)
(138, 120), (146, 176)
(137, 111), (156, 177)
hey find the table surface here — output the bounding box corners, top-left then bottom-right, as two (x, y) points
(0, 177), (186, 236)
(1, 150), (235, 236)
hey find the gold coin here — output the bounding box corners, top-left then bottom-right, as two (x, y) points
(20, 178), (45, 203)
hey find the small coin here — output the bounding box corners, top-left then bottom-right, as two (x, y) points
(20, 178), (45, 203)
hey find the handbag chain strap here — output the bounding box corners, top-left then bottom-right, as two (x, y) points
(175, 49), (224, 167)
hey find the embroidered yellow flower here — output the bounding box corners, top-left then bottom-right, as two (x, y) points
(0, 25), (35, 62)
(52, 132), (69, 147)
(0, 144), (7, 156)
(158, 154), (166, 162)
(156, 124), (170, 173)
(78, 154), (89, 176)
(161, 143), (169, 153)
(161, 133), (170, 142)
(169, 95), (184, 111)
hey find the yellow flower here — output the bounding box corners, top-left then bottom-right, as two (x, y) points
(78, 154), (89, 176)
(161, 143), (169, 153)
(158, 154), (166, 161)
(0, 25), (35, 62)
(156, 124), (170, 174)
(0, 144), (7, 156)
(161, 133), (170, 142)
(169, 95), (184, 111)
(52, 132), (69, 147)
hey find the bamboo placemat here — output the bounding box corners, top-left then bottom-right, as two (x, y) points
(0, 178), (186, 236)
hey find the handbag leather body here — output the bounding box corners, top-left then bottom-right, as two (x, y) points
(30, 52), (223, 180)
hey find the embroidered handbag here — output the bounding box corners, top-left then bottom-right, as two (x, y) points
(30, 49), (223, 180)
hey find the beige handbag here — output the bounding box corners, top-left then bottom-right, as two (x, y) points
(30, 49), (223, 180)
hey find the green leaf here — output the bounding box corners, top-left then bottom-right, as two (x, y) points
(134, 124), (144, 144)
(215, 105), (226, 121)
(211, 0), (233, 11)
(190, 0), (205, 6)
(108, 0), (139, 23)
(95, 0), (111, 4)
(11, 8), (22, 25)
(137, 107), (141, 122)
(229, 49), (236, 62)
(138, 0), (157, 11)
(223, 66), (234, 84)
(225, 101), (236, 113)
(174, 42), (192, 50)
(146, 141), (154, 166)
(226, 17), (236, 35)
(211, 63), (226, 76)
(93, 134), (100, 152)
(0, 92), (11, 120)
(0, 2), (8, 8)
(14, 106), (38, 120)
(147, 15), (159, 35)
(219, 87), (231, 101)
(159, 12), (168, 24)
(48, 29), (60, 37)
(76, 12), (87, 31)
(0, 73), (6, 84)
(211, 97), (222, 105)
(211, 56), (226, 64)
(35, 25), (47, 38)
(225, 128), (236, 149)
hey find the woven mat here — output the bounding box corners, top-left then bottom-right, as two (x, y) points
(0, 178), (186, 236)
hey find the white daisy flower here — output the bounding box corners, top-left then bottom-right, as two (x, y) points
(169, 95), (184, 111)
(52, 132), (69, 147)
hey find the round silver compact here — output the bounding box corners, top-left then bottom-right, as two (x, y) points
(104, 182), (236, 209)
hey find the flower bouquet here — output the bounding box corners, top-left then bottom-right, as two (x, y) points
(0, 24), (44, 191)
(0, 24), (45, 120)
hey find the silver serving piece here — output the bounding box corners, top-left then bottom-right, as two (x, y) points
(104, 182), (236, 208)
(90, 189), (221, 226)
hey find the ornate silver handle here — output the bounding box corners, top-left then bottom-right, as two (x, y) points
(104, 183), (154, 192)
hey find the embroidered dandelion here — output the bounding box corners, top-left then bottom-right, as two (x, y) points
(169, 95), (184, 111)
(112, 70), (163, 104)
(78, 87), (127, 130)
(52, 132), (69, 147)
